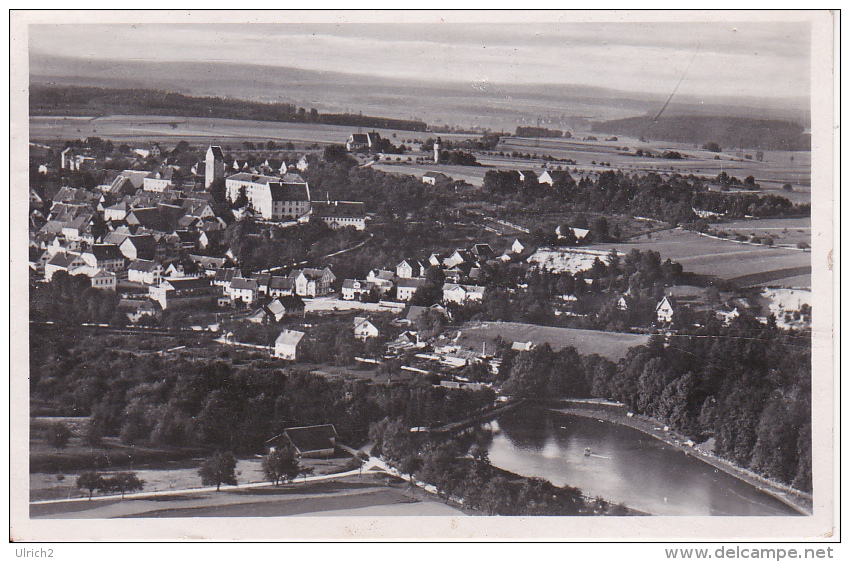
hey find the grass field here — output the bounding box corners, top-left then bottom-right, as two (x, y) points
(585, 228), (811, 288)
(457, 321), (648, 361)
(31, 474), (463, 519)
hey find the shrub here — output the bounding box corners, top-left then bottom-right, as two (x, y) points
(45, 421), (72, 449)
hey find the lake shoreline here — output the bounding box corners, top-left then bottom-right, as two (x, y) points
(549, 405), (813, 516)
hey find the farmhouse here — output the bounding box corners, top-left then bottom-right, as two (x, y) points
(80, 244), (125, 273)
(274, 329), (306, 360)
(268, 275), (296, 297)
(345, 132), (382, 152)
(341, 279), (372, 300)
(119, 234), (164, 262)
(143, 166), (177, 193)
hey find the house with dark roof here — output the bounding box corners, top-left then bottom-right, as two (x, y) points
(396, 277), (424, 302)
(345, 132), (382, 152)
(311, 200), (367, 230)
(119, 234), (163, 261)
(127, 259), (163, 285)
(149, 277), (218, 310)
(228, 277), (259, 304)
(422, 171), (450, 186)
(44, 252), (88, 281)
(268, 275), (295, 297)
(80, 244), (125, 273)
(267, 424), (338, 458)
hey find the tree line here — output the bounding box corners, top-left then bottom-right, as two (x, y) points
(30, 85), (429, 132)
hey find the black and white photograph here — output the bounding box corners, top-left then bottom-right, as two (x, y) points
(9, 9), (837, 543)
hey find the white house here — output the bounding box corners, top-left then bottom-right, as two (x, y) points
(511, 239), (525, 254)
(442, 283), (485, 304)
(44, 252), (88, 282)
(292, 267), (335, 297)
(396, 259), (426, 279)
(656, 296), (676, 324)
(396, 277), (424, 301)
(341, 279), (371, 301)
(143, 166), (176, 192)
(89, 269), (117, 291)
(104, 201), (128, 222)
(353, 317), (380, 340)
(80, 244), (125, 274)
(422, 171), (449, 186)
(275, 329), (305, 360)
(311, 201), (367, 231)
(229, 277), (259, 304)
(127, 259), (163, 286)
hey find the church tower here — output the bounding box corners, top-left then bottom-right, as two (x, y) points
(434, 137), (441, 164)
(205, 145), (225, 189)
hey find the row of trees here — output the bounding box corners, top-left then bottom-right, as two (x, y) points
(483, 169), (807, 225)
(76, 471), (144, 499)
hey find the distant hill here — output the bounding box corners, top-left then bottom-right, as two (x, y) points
(29, 84), (429, 132)
(591, 115), (810, 151)
(30, 54), (809, 133)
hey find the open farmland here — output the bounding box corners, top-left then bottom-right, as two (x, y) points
(29, 114), (477, 147)
(709, 217), (811, 249)
(457, 321), (649, 361)
(585, 228), (811, 288)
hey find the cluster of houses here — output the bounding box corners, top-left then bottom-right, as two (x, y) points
(341, 245), (493, 306)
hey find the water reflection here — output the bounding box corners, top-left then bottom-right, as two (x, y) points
(485, 408), (800, 516)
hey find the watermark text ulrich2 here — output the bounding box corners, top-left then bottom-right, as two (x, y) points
(665, 547), (835, 560)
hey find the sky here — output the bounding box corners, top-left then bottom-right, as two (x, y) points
(28, 20), (812, 100)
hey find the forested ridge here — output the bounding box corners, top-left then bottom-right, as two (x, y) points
(591, 115), (810, 151)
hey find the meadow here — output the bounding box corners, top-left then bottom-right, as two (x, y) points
(585, 228), (811, 288)
(457, 321), (649, 361)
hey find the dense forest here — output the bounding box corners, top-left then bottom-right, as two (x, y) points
(591, 115), (810, 151)
(29, 85), (429, 132)
(28, 326), (495, 454)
